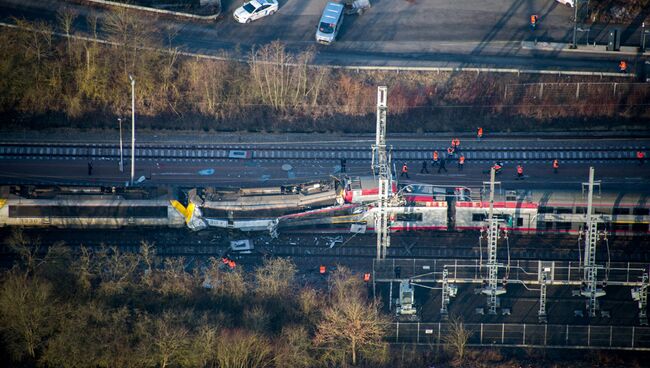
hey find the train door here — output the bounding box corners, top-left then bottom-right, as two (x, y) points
(447, 188), (455, 231)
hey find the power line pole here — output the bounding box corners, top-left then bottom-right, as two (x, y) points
(129, 75), (136, 185)
(571, 0), (580, 49)
(580, 166), (605, 317)
(118, 118), (124, 173)
(373, 86), (391, 260)
(482, 168), (505, 314)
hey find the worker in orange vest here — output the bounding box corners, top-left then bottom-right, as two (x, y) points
(458, 154), (465, 171)
(516, 164), (524, 179)
(432, 150), (440, 167)
(637, 151), (646, 165)
(228, 260), (236, 269)
(447, 146), (455, 158)
(400, 163), (409, 179)
(619, 60), (628, 73)
(477, 127), (483, 141)
(530, 14), (538, 30)
(492, 162), (502, 174)
(450, 138), (456, 148)
(363, 273), (371, 282)
(454, 138), (461, 152)
(553, 159), (559, 173)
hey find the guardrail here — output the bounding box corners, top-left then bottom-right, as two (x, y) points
(388, 322), (650, 350)
(81, 0), (221, 20)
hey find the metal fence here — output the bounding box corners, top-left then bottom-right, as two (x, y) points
(387, 322), (650, 350)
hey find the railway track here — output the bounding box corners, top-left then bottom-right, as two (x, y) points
(0, 142), (647, 163)
(0, 229), (645, 262)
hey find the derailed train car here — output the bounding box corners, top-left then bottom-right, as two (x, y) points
(0, 185), (185, 228)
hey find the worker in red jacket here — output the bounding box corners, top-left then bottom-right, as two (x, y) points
(553, 159), (559, 173)
(516, 164), (524, 180)
(400, 163), (409, 179)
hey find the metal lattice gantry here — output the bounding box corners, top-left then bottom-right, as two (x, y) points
(373, 86), (391, 260)
(481, 167), (506, 314)
(632, 272), (649, 326)
(539, 267), (550, 323)
(579, 167), (606, 317)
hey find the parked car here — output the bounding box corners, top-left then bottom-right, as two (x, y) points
(233, 0), (278, 23)
(315, 2), (345, 44)
(555, 0), (574, 7)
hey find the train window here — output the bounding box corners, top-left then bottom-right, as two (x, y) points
(613, 208), (630, 215)
(556, 222), (572, 231)
(612, 223), (629, 231)
(555, 208), (573, 214)
(632, 223), (649, 232)
(516, 217), (524, 227)
(575, 207), (587, 214)
(633, 208), (650, 216)
(472, 213), (487, 222)
(594, 208), (610, 215)
(396, 213), (423, 222)
(538, 207), (554, 214)
(545, 222), (553, 230)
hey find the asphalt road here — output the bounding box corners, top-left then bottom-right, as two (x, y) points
(0, 0), (647, 71)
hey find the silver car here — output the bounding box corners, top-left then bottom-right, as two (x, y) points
(315, 2), (344, 44)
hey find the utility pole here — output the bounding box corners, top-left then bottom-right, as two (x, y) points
(129, 75), (136, 185)
(373, 86), (391, 260)
(580, 166), (605, 317)
(118, 118), (124, 173)
(632, 272), (649, 326)
(539, 267), (549, 323)
(482, 168), (505, 314)
(571, 0), (580, 49)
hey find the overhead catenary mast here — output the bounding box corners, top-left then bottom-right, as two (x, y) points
(372, 86), (391, 260)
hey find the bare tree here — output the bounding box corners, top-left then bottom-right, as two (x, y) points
(215, 329), (274, 368)
(138, 310), (192, 368)
(314, 268), (388, 366)
(5, 228), (43, 275)
(254, 257), (296, 298)
(0, 271), (56, 360)
(248, 41), (315, 111)
(442, 316), (472, 363)
(94, 246), (139, 295)
(56, 8), (76, 55)
(204, 257), (249, 301)
(275, 325), (316, 368)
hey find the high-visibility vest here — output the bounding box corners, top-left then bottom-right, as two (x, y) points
(363, 273), (371, 282)
(459, 156), (465, 164)
(433, 151), (439, 160)
(637, 151), (645, 159)
(454, 138), (460, 147)
(517, 165), (523, 174)
(493, 164), (501, 171)
(447, 147), (454, 155)
(553, 159), (559, 169)
(319, 265), (326, 274)
(478, 127), (483, 137)
(620, 61), (627, 70)
(530, 15), (537, 24)
(228, 260), (236, 269)
(402, 165), (408, 172)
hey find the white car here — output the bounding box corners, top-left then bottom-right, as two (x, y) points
(233, 0), (278, 23)
(556, 0), (574, 7)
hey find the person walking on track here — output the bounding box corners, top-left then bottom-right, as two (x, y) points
(619, 60), (628, 74)
(516, 164), (524, 180)
(420, 160), (429, 174)
(432, 150), (440, 167)
(477, 127), (483, 141)
(637, 151), (646, 166)
(400, 163), (410, 179)
(553, 159), (559, 173)
(87, 160), (93, 176)
(438, 157), (448, 174)
(458, 154), (465, 171)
